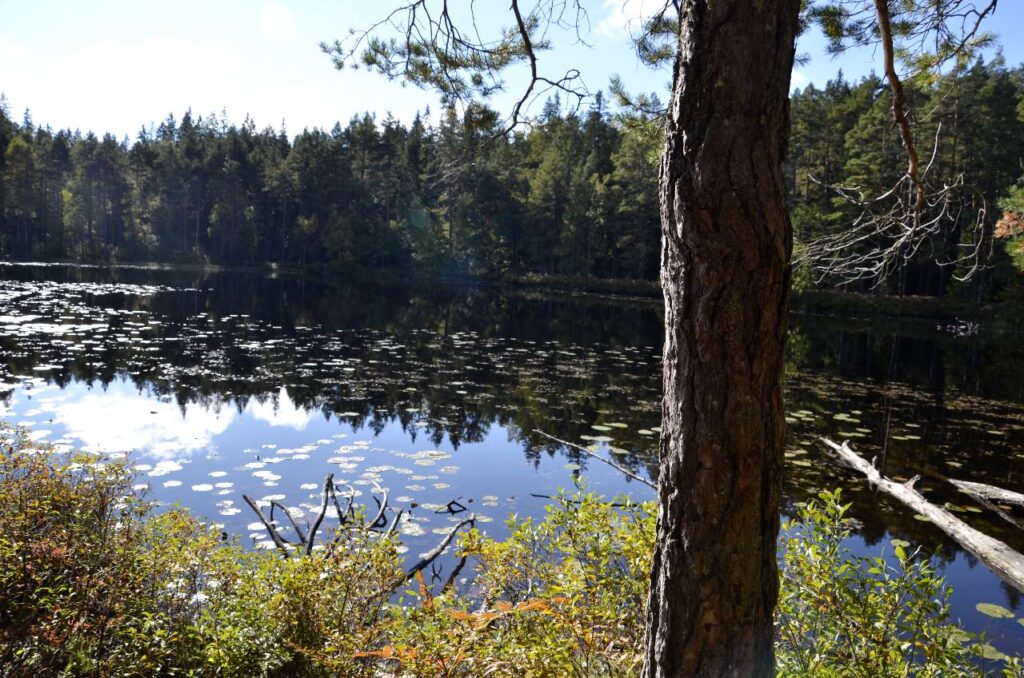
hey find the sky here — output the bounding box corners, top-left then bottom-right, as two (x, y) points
(2, 0), (1023, 140)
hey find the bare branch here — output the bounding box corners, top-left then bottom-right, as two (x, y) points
(403, 514), (477, 582)
(304, 473), (334, 556)
(533, 429), (655, 488)
(242, 494), (291, 557)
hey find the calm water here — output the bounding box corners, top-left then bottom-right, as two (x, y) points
(2, 262), (1024, 655)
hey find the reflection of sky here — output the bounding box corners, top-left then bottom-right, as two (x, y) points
(50, 383), (235, 458)
(36, 383), (317, 457)
(248, 387), (314, 430)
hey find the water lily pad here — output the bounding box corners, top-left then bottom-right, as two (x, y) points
(976, 603), (1015, 619)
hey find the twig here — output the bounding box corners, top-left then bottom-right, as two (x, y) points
(242, 494), (291, 557)
(533, 429), (655, 489)
(304, 473), (334, 556)
(270, 500), (307, 545)
(404, 514), (476, 582)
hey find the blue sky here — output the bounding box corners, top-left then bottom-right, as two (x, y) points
(2, 0), (1022, 139)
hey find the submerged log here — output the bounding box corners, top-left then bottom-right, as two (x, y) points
(823, 438), (1024, 593)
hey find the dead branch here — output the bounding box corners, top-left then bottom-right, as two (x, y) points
(533, 429), (655, 489)
(242, 494), (291, 557)
(435, 498), (468, 514)
(823, 437), (1024, 593)
(327, 480), (352, 524)
(529, 492), (634, 508)
(270, 500), (306, 545)
(304, 473), (334, 556)
(383, 508), (405, 540)
(950, 478), (1024, 533)
(404, 515), (477, 583)
(368, 482), (389, 529)
(443, 554), (468, 593)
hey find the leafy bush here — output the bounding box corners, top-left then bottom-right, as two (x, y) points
(1, 425), (1019, 676)
(776, 489), (1014, 677)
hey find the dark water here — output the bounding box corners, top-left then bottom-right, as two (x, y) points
(2, 262), (1024, 655)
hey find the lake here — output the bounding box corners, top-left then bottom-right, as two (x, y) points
(2, 261), (1024, 654)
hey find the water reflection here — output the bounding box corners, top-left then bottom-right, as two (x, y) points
(2, 262), (1024, 651)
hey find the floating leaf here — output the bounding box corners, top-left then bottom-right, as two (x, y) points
(976, 603), (1015, 619)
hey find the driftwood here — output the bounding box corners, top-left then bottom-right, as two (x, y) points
(823, 438), (1024, 593)
(533, 429), (655, 489)
(951, 479), (1024, 508)
(950, 478), (1024, 533)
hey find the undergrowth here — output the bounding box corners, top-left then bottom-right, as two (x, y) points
(0, 425), (1018, 676)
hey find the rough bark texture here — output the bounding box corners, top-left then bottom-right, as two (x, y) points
(642, 1), (800, 675)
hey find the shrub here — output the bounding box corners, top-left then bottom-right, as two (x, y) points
(1, 424), (1019, 676)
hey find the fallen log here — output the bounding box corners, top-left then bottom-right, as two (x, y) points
(823, 438), (1024, 594)
(950, 478), (1024, 508)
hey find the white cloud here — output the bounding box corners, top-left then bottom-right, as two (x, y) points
(248, 387), (313, 430)
(596, 0), (654, 38)
(50, 391), (234, 459)
(791, 69), (810, 90)
(259, 2), (296, 44)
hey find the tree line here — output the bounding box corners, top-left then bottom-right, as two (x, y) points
(2, 59), (1024, 298)
(790, 59), (1024, 299)
(0, 93), (660, 281)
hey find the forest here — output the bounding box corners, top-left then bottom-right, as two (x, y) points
(2, 58), (1024, 300)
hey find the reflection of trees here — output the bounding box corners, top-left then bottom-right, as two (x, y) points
(0, 266), (664, 476)
(3, 264), (1024, 562)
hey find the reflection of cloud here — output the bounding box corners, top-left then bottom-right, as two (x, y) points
(248, 388), (313, 430)
(51, 392), (234, 459)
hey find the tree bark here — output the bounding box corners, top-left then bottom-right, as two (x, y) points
(643, 1), (800, 675)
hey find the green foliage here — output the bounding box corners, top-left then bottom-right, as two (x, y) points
(1, 428), (1020, 676)
(382, 489), (653, 676)
(788, 60), (1024, 298)
(777, 489), (1012, 676)
(997, 178), (1024, 273)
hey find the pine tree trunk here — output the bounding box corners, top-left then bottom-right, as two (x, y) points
(643, 1), (799, 675)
